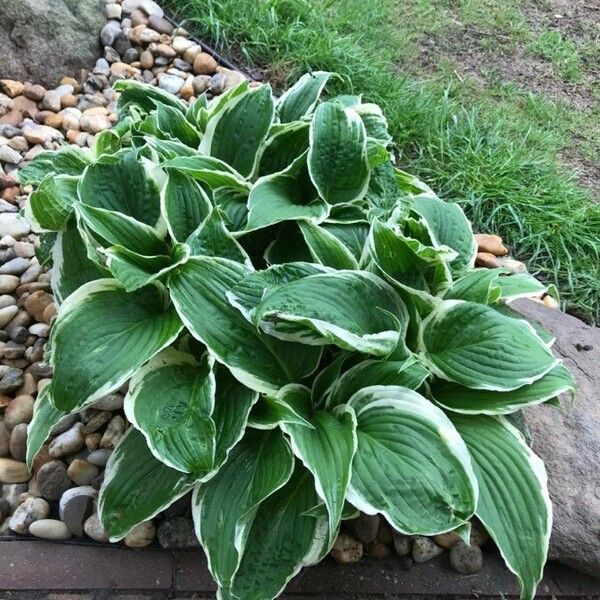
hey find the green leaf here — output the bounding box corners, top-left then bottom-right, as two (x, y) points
(161, 170), (212, 242)
(186, 209), (252, 265)
(51, 217), (110, 303)
(78, 149), (161, 226)
(277, 71), (332, 123)
(283, 405), (357, 547)
(105, 243), (189, 292)
(161, 155), (251, 192)
(18, 147), (91, 185)
(125, 348), (216, 475)
(193, 429), (294, 593)
(168, 257), (322, 393)
(227, 467), (328, 600)
(431, 362), (575, 414)
(213, 188), (249, 232)
(347, 385), (478, 535)
(419, 301), (558, 391)
(200, 84), (275, 177)
(47, 280), (182, 412)
(320, 221), (369, 262)
(26, 388), (66, 471)
(495, 273), (549, 302)
(326, 356), (430, 409)
(99, 428), (195, 541)
(356, 103), (392, 145)
(26, 174), (79, 231)
(36, 232), (57, 267)
(308, 101), (370, 204)
(156, 103), (201, 148)
(298, 221), (358, 269)
(75, 204), (168, 256)
(254, 270), (406, 356)
(451, 414), (551, 600)
(248, 392), (314, 430)
(257, 121), (310, 177)
(115, 79), (187, 115)
(443, 268), (507, 303)
(246, 153), (328, 232)
(412, 195), (476, 272)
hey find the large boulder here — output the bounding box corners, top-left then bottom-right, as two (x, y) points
(0, 0), (105, 87)
(514, 299), (600, 576)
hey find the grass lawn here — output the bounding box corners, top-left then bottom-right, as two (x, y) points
(164, 0), (600, 323)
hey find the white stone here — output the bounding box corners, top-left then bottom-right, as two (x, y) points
(8, 496), (50, 534)
(29, 518), (72, 540)
(158, 74), (184, 94)
(0, 145), (22, 164)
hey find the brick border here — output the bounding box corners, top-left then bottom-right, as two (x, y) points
(1, 541), (599, 597)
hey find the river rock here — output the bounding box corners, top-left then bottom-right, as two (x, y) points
(193, 53), (218, 75)
(393, 531), (412, 556)
(158, 74), (184, 94)
(330, 533), (363, 564)
(37, 459), (71, 500)
(0, 214), (30, 239)
(59, 485), (97, 537)
(449, 540), (483, 574)
(0, 421), (9, 457)
(29, 518), (72, 540)
(91, 393), (124, 411)
(67, 459), (99, 486)
(9, 423), (27, 462)
(87, 448), (112, 467)
(84, 512), (109, 542)
(0, 458), (29, 483)
(0, 146), (23, 165)
(49, 422), (85, 458)
(99, 415), (125, 448)
(8, 496), (49, 533)
(157, 517), (199, 549)
(412, 536), (444, 563)
(124, 520), (156, 547)
(351, 512), (380, 544)
(514, 300), (600, 576)
(4, 395), (34, 427)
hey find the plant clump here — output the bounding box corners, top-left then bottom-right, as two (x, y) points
(21, 73), (574, 600)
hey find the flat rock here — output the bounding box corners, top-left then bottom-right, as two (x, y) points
(514, 299), (600, 576)
(59, 486), (97, 537)
(0, 0), (106, 87)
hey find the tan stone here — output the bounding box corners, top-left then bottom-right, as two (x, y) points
(60, 94), (78, 109)
(474, 233), (508, 256)
(24, 290), (53, 322)
(0, 80), (24, 99)
(475, 251), (500, 268)
(0, 458), (30, 483)
(193, 52), (218, 75)
(43, 113), (64, 129)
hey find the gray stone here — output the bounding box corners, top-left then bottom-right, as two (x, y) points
(37, 459), (71, 500)
(59, 485), (97, 537)
(158, 74), (185, 95)
(0, 146), (23, 165)
(8, 496), (49, 534)
(0, 0), (105, 87)
(351, 513), (380, 544)
(157, 517), (199, 549)
(49, 422), (85, 458)
(209, 73), (226, 95)
(100, 19), (122, 47)
(0, 367), (24, 394)
(449, 541), (483, 574)
(514, 299), (600, 576)
(393, 531), (412, 556)
(83, 512), (109, 542)
(9, 424), (27, 462)
(87, 448), (112, 467)
(412, 536), (444, 563)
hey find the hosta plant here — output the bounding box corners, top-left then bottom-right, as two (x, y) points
(21, 73), (574, 600)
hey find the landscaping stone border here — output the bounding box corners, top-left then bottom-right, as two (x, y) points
(1, 542), (599, 598)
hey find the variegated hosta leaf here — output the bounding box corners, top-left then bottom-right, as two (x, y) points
(51, 217), (110, 304)
(496, 273), (552, 303)
(228, 262), (330, 322)
(443, 268), (507, 303)
(282, 389), (357, 547)
(213, 188), (249, 232)
(75, 203), (168, 256)
(248, 383), (313, 430)
(226, 467), (329, 600)
(325, 356), (430, 409)
(168, 257), (322, 393)
(451, 414), (551, 600)
(256, 121), (310, 177)
(99, 427), (195, 541)
(346, 385), (478, 535)
(253, 270), (407, 356)
(276, 71), (332, 123)
(105, 242), (189, 292)
(78, 148), (161, 226)
(161, 155), (251, 192)
(114, 79), (187, 115)
(192, 429), (294, 593)
(186, 209), (252, 266)
(311, 353), (349, 408)
(246, 152), (328, 232)
(431, 362), (575, 414)
(161, 170), (212, 242)
(494, 303), (555, 347)
(298, 221), (358, 269)
(419, 300), (558, 391)
(412, 194), (476, 272)
(17, 146), (91, 186)
(319, 221), (370, 263)
(26, 388), (66, 471)
(156, 103), (201, 148)
(200, 83), (275, 178)
(124, 348), (217, 475)
(26, 174), (79, 231)
(356, 103), (392, 146)
(47, 279), (182, 412)
(308, 101), (370, 204)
